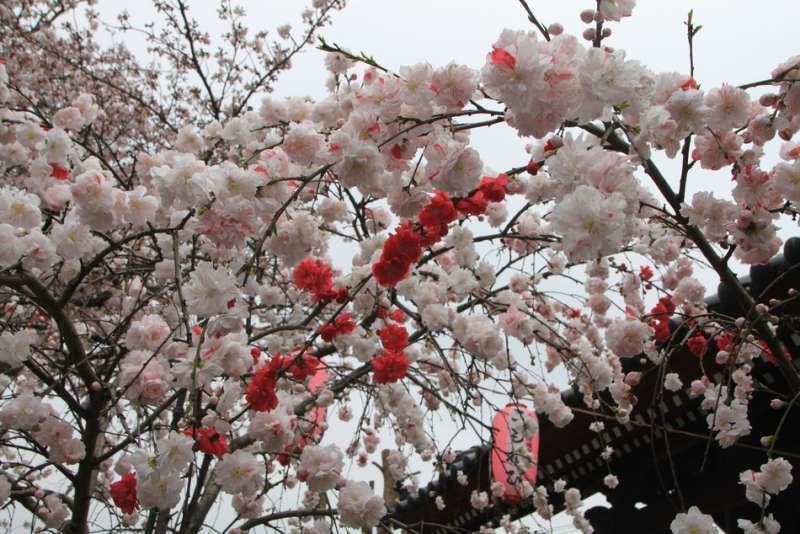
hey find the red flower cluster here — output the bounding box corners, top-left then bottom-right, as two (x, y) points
(711, 331), (782, 366)
(264, 352), (321, 382)
(687, 333), (708, 358)
(372, 177), (507, 288)
(418, 191), (458, 244)
(292, 257), (348, 302)
(378, 307), (407, 323)
(319, 312), (357, 342)
(372, 223), (423, 287)
(378, 323), (409, 352)
(455, 174), (508, 216)
(715, 331), (736, 351)
(372, 351), (409, 384)
(183, 426), (229, 457)
(246, 362), (279, 412)
(110, 472), (139, 515)
(372, 323), (411, 383)
(649, 296), (675, 342)
(281, 353), (320, 381)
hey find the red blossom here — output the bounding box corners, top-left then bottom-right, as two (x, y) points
(543, 138), (560, 152)
(372, 256), (412, 287)
(285, 354), (320, 381)
(390, 144), (404, 159)
(333, 286), (350, 303)
(388, 309), (406, 323)
(453, 174), (508, 217)
(377, 307), (408, 323)
(372, 351), (409, 384)
(293, 257), (334, 302)
(384, 223), (423, 264)
(372, 223), (423, 287)
(319, 312), (357, 342)
(110, 472), (139, 515)
(378, 323), (409, 352)
(419, 191), (458, 228)
(687, 334), (708, 358)
(681, 77), (699, 90)
(715, 331), (736, 352)
(246, 364), (279, 412)
(183, 427), (229, 458)
(478, 173), (508, 203)
(49, 163), (69, 180)
(490, 47), (516, 69)
(455, 191), (488, 216)
(650, 296), (675, 320)
(267, 352), (321, 382)
(417, 223), (449, 248)
(648, 297), (675, 342)
(639, 265), (654, 281)
(652, 318), (672, 342)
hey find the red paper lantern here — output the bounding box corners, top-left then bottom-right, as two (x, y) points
(295, 361), (329, 448)
(491, 403), (540, 502)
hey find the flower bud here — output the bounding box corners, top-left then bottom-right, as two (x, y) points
(770, 398), (786, 409)
(759, 94), (779, 107)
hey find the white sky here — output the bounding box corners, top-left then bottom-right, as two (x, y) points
(86, 1), (799, 532)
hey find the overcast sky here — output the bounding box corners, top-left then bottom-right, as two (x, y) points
(90, 2), (799, 532)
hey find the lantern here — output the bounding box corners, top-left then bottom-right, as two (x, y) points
(491, 403), (540, 502)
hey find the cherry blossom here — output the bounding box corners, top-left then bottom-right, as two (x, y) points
(669, 506), (716, 534)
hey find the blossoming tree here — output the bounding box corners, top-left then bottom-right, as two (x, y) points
(0, 0), (798, 532)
